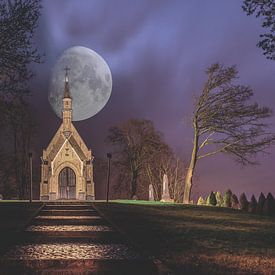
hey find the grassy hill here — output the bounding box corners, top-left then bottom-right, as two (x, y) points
(95, 200), (275, 275)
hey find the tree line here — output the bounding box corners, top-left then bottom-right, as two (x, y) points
(198, 190), (275, 216)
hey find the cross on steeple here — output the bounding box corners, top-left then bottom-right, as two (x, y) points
(63, 66), (71, 98)
(64, 66), (70, 82)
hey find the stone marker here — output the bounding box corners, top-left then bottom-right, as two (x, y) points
(161, 174), (174, 202)
(149, 184), (154, 201)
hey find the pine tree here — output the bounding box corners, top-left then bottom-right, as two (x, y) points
(263, 193), (275, 216)
(206, 194), (211, 205)
(248, 195), (257, 213)
(258, 192), (266, 214)
(209, 191), (217, 206)
(197, 196), (205, 205)
(231, 194), (239, 209)
(223, 189), (233, 208)
(239, 193), (249, 211)
(215, 191), (224, 207)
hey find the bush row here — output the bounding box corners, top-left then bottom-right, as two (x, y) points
(197, 190), (275, 216)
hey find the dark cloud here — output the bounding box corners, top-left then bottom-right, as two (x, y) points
(31, 0), (275, 199)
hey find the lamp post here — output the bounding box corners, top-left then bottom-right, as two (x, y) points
(29, 152), (33, 203)
(106, 153), (112, 203)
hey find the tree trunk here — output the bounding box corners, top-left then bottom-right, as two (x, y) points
(183, 122), (199, 204)
(131, 171), (138, 198)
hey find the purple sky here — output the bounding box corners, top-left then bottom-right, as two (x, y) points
(31, 0), (275, 200)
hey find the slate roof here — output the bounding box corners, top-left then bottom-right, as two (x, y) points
(47, 134), (65, 161)
(68, 135), (86, 161)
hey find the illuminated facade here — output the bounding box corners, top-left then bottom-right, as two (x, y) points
(40, 71), (95, 200)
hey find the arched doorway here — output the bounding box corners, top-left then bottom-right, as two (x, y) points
(59, 167), (76, 199)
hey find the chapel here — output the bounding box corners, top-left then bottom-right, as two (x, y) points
(40, 70), (95, 200)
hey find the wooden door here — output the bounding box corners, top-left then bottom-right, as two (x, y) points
(58, 167), (76, 199)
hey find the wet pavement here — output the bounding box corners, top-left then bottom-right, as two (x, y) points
(0, 202), (158, 274)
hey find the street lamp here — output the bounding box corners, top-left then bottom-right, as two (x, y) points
(106, 153), (112, 203)
(29, 152), (33, 203)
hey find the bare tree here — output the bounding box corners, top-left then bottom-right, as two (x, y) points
(242, 0), (275, 60)
(107, 119), (173, 199)
(107, 119), (185, 200)
(184, 63), (275, 203)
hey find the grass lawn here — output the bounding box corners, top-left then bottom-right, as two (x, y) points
(95, 200), (275, 275)
(0, 201), (43, 250)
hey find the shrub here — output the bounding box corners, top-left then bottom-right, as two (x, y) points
(239, 193), (249, 211)
(197, 196), (205, 205)
(231, 194), (239, 209)
(263, 193), (275, 216)
(248, 195), (257, 213)
(223, 189), (233, 208)
(215, 191), (223, 207)
(258, 192), (266, 214)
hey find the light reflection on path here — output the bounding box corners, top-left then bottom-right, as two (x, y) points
(26, 225), (113, 232)
(3, 243), (140, 260)
(35, 215), (102, 219)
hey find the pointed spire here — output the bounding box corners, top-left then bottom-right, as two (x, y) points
(64, 67), (71, 98)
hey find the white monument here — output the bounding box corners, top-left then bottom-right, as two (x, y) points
(161, 174), (174, 202)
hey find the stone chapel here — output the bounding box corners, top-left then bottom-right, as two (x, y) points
(40, 70), (95, 200)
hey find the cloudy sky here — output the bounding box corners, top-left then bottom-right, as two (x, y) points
(31, 0), (275, 199)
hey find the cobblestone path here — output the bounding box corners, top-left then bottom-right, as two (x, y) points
(0, 202), (158, 274)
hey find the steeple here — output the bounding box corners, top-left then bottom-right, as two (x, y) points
(62, 67), (72, 136)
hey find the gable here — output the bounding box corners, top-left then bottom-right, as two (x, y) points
(52, 139), (83, 176)
(43, 122), (91, 161)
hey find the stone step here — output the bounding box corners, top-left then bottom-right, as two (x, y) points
(40, 209), (98, 216)
(32, 216), (107, 226)
(44, 204), (93, 210)
(0, 259), (158, 274)
(44, 201), (93, 205)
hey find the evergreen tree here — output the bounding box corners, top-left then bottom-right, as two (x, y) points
(223, 189), (233, 208)
(248, 195), (258, 213)
(215, 191), (224, 207)
(263, 193), (275, 216)
(209, 191), (217, 206)
(206, 194), (211, 205)
(239, 193), (249, 211)
(258, 192), (266, 214)
(197, 196), (205, 205)
(231, 194), (239, 209)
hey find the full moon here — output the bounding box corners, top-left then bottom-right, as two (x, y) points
(48, 46), (112, 121)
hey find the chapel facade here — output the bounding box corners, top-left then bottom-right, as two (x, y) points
(40, 71), (95, 200)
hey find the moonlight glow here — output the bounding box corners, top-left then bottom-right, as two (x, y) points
(48, 46), (112, 121)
